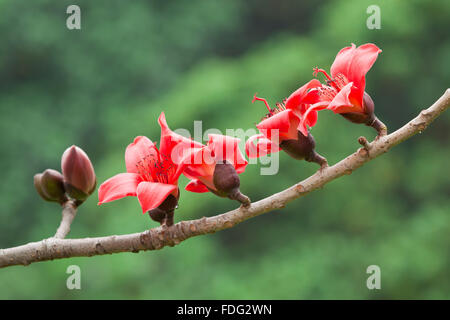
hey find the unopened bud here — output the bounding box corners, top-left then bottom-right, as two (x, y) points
(61, 145), (96, 202)
(34, 173), (52, 202)
(213, 161), (250, 207)
(34, 169), (67, 204)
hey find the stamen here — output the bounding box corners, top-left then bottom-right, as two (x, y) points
(318, 86), (337, 101)
(260, 101), (286, 121)
(134, 151), (177, 184)
(333, 73), (349, 90)
(313, 67), (333, 81)
(275, 102), (286, 112)
(252, 94), (273, 113)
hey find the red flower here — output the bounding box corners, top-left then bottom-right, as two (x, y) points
(98, 112), (202, 213)
(305, 43), (382, 119)
(245, 80), (323, 159)
(184, 134), (248, 193)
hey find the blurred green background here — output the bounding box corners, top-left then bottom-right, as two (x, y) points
(0, 0), (449, 299)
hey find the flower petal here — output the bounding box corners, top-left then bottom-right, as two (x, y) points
(299, 101), (330, 136)
(158, 112), (204, 165)
(256, 109), (300, 142)
(185, 179), (210, 193)
(125, 136), (158, 174)
(327, 82), (364, 114)
(181, 147), (217, 191)
(245, 133), (281, 158)
(182, 146), (216, 177)
(297, 108), (318, 137)
(136, 181), (178, 213)
(284, 79), (322, 111)
(304, 107), (318, 128)
(330, 43), (381, 106)
(207, 134), (248, 174)
(98, 173), (141, 205)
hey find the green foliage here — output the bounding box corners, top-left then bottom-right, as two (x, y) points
(0, 0), (449, 299)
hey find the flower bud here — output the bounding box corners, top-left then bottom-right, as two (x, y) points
(213, 161), (250, 207)
(34, 169), (67, 204)
(34, 173), (52, 202)
(61, 145), (96, 202)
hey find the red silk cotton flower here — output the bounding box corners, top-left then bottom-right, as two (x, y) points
(98, 112), (203, 225)
(183, 134), (250, 206)
(305, 43), (387, 136)
(245, 80), (327, 168)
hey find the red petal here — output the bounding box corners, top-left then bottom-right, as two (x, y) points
(185, 179), (210, 193)
(181, 146), (217, 191)
(305, 108), (318, 128)
(136, 181), (178, 213)
(284, 79), (322, 111)
(299, 101), (330, 136)
(330, 43), (381, 106)
(182, 147), (216, 177)
(245, 133), (281, 158)
(98, 173), (141, 205)
(207, 134), (248, 174)
(327, 82), (364, 114)
(125, 136), (158, 174)
(283, 81), (327, 136)
(301, 107), (318, 135)
(158, 112), (204, 165)
(256, 109), (300, 141)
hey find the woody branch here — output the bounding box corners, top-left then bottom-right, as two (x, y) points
(0, 89), (448, 269)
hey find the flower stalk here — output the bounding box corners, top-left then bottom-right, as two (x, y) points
(54, 200), (78, 239)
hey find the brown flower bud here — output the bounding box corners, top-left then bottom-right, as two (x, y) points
(34, 169), (67, 204)
(34, 173), (52, 202)
(212, 161), (250, 207)
(61, 145), (96, 202)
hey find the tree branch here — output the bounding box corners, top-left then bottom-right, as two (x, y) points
(1, 89), (449, 269)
